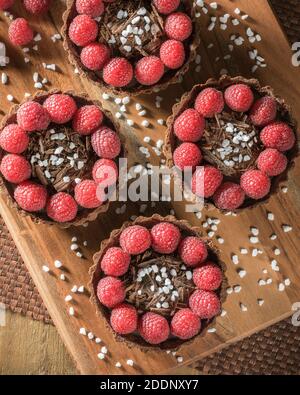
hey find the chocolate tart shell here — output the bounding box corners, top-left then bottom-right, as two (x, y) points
(89, 214), (227, 352)
(164, 75), (299, 213)
(62, 0), (200, 97)
(0, 90), (127, 228)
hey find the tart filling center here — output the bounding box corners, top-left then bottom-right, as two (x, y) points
(124, 250), (195, 317)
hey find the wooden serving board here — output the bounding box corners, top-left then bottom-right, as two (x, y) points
(0, 0), (300, 374)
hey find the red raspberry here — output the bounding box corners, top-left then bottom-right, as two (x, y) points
(173, 142), (202, 170)
(76, 0), (104, 17)
(195, 88), (224, 118)
(250, 96), (277, 127)
(160, 40), (185, 69)
(224, 84), (254, 112)
(0, 124), (29, 154)
(74, 179), (102, 208)
(153, 0), (180, 14)
(43, 94), (77, 124)
(8, 18), (33, 46)
(150, 222), (181, 254)
(260, 122), (295, 152)
(120, 225), (151, 255)
(213, 182), (245, 210)
(135, 56), (164, 86)
(92, 158), (118, 186)
(257, 148), (287, 177)
(240, 169), (271, 200)
(138, 312), (170, 345)
(189, 289), (221, 319)
(68, 14), (98, 47)
(17, 101), (50, 132)
(97, 276), (125, 308)
(178, 236), (207, 267)
(23, 0), (52, 14)
(192, 165), (223, 198)
(193, 263), (222, 291)
(72, 105), (103, 135)
(100, 247), (130, 277)
(46, 192), (78, 222)
(170, 308), (201, 340)
(80, 42), (110, 71)
(91, 126), (121, 159)
(164, 12), (192, 41)
(103, 57), (133, 88)
(14, 181), (47, 212)
(110, 303), (138, 335)
(0, 154), (31, 184)
(174, 109), (205, 142)
(0, 0), (14, 10)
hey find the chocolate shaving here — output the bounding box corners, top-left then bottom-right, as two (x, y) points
(123, 250), (195, 317)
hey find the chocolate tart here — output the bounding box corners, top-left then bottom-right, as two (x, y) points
(62, 0), (199, 96)
(0, 90), (126, 228)
(165, 75), (298, 212)
(90, 214), (227, 351)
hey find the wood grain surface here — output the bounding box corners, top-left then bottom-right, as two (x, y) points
(0, 0), (299, 374)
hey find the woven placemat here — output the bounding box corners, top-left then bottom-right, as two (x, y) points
(0, 0), (299, 374)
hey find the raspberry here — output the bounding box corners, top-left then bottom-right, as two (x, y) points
(17, 101), (50, 132)
(178, 236), (207, 267)
(80, 42), (110, 71)
(0, 124), (29, 154)
(72, 105), (103, 135)
(150, 222), (181, 254)
(138, 312), (170, 345)
(135, 56), (164, 86)
(153, 0), (180, 14)
(213, 182), (245, 210)
(240, 169), (271, 200)
(100, 247), (130, 277)
(97, 276), (125, 308)
(194, 88), (224, 118)
(160, 39), (185, 69)
(68, 14), (98, 47)
(193, 263), (222, 291)
(120, 225), (151, 255)
(257, 148), (288, 177)
(173, 142), (202, 170)
(103, 57), (133, 88)
(189, 290), (221, 319)
(250, 96), (277, 127)
(174, 109), (205, 142)
(164, 12), (192, 41)
(92, 158), (118, 186)
(76, 0), (104, 17)
(46, 192), (78, 222)
(43, 94), (77, 124)
(23, 0), (51, 14)
(8, 18), (33, 46)
(192, 165), (223, 198)
(0, 154), (31, 184)
(74, 179), (102, 208)
(260, 122), (295, 152)
(224, 84), (254, 112)
(110, 303), (138, 335)
(170, 308), (200, 340)
(14, 181), (47, 212)
(0, 0), (14, 10)
(91, 126), (121, 159)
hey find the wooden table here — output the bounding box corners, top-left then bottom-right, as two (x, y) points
(0, 0), (300, 375)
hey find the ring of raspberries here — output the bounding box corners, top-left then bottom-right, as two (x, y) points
(63, 0), (197, 94)
(91, 216), (224, 349)
(0, 91), (124, 226)
(165, 76), (297, 211)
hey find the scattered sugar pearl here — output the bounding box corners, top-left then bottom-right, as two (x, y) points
(221, 309), (227, 317)
(60, 274), (66, 281)
(71, 285), (78, 293)
(70, 243), (78, 251)
(88, 332), (94, 340)
(234, 285), (242, 293)
(240, 248), (248, 255)
(98, 353), (105, 360)
(177, 356), (183, 363)
(79, 327), (86, 335)
(278, 283), (285, 292)
(284, 278), (291, 286)
(281, 186), (288, 193)
(54, 260), (63, 268)
(250, 236), (259, 244)
(115, 362), (122, 368)
(226, 287), (233, 294)
(271, 260), (280, 272)
(240, 303), (248, 312)
(257, 299), (264, 306)
(69, 307), (75, 316)
(270, 234), (277, 240)
(95, 338), (101, 344)
(217, 237), (224, 244)
(126, 359), (134, 366)
(282, 225), (292, 233)
(42, 265), (50, 273)
(274, 248), (281, 256)
(231, 255), (239, 265)
(207, 328), (216, 333)
(250, 227), (259, 236)
(65, 295), (72, 302)
(238, 269), (247, 278)
(267, 212), (274, 221)
(78, 285), (85, 293)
